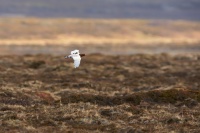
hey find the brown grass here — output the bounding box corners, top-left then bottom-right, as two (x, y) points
(0, 18), (200, 46)
(0, 53), (200, 132)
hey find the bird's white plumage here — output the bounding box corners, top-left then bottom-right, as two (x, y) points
(74, 58), (81, 68)
(66, 49), (82, 68)
(71, 50), (79, 55)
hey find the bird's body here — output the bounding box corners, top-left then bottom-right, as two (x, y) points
(65, 50), (85, 68)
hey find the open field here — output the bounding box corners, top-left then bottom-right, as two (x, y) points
(0, 53), (200, 132)
(0, 18), (200, 55)
(0, 18), (200, 132)
(0, 18), (200, 45)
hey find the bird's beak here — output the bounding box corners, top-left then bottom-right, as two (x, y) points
(64, 56), (68, 59)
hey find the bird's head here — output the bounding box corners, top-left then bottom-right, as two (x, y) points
(71, 50), (80, 55)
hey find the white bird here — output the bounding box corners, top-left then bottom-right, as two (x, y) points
(64, 50), (85, 68)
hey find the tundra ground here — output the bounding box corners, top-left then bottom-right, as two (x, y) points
(0, 54), (200, 132)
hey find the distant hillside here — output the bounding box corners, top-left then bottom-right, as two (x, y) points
(0, 0), (200, 20)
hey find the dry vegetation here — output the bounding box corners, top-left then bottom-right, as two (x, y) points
(0, 18), (200, 55)
(0, 17), (200, 132)
(0, 18), (200, 46)
(0, 53), (200, 132)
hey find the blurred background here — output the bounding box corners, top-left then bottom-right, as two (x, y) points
(0, 0), (200, 55)
(1, 1), (200, 132)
